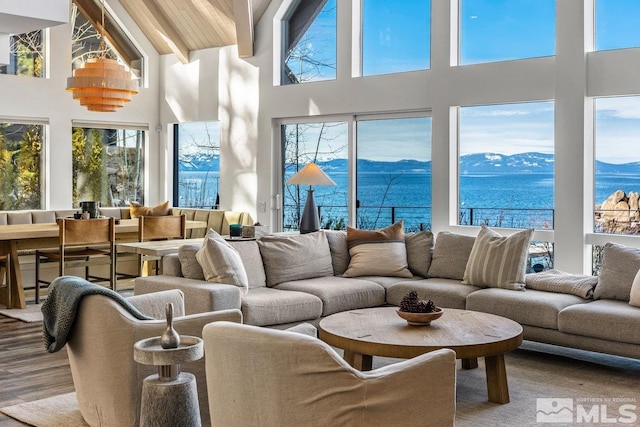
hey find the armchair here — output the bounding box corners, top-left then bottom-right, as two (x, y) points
(65, 289), (242, 427)
(203, 322), (457, 427)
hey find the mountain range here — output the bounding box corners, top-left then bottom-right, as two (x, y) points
(180, 152), (640, 175)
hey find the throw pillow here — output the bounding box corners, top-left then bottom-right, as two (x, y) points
(462, 226), (533, 290)
(427, 231), (476, 280)
(525, 269), (598, 299)
(258, 231), (334, 287)
(630, 269), (640, 307)
(594, 242), (640, 301)
(343, 221), (412, 278)
(196, 229), (249, 295)
(324, 230), (350, 275)
(405, 230), (434, 278)
(178, 244), (205, 280)
(130, 201), (170, 218)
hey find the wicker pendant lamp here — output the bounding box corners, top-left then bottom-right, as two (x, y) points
(66, 0), (138, 112)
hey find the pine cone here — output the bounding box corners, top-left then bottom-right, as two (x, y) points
(399, 291), (419, 312)
(415, 299), (437, 313)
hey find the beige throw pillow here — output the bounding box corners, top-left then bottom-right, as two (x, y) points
(405, 230), (434, 278)
(630, 269), (640, 307)
(462, 226), (533, 290)
(428, 231), (476, 280)
(258, 231), (334, 287)
(178, 244), (205, 280)
(343, 221), (412, 278)
(594, 242), (640, 301)
(196, 229), (248, 295)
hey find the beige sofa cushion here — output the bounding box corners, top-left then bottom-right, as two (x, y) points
(196, 230), (249, 295)
(428, 231), (476, 280)
(405, 230), (434, 278)
(258, 232), (334, 287)
(466, 288), (588, 330)
(387, 278), (481, 310)
(274, 276), (386, 316)
(343, 222), (412, 278)
(525, 269), (597, 299)
(594, 242), (640, 301)
(241, 287), (323, 326)
(463, 226), (533, 290)
(558, 300), (640, 345)
(228, 240), (267, 288)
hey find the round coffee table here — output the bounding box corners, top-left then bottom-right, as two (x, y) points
(319, 306), (523, 404)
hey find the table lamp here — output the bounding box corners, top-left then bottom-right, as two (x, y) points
(286, 163), (336, 233)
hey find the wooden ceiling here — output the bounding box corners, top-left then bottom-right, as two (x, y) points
(117, 0), (272, 63)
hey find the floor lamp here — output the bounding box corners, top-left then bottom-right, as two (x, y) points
(286, 163), (336, 233)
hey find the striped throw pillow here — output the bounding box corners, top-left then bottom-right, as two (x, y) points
(196, 229), (249, 295)
(343, 221), (413, 278)
(462, 225), (533, 290)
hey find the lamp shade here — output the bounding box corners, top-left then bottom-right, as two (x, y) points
(286, 163), (336, 186)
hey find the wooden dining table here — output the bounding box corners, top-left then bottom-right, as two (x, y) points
(0, 219), (207, 309)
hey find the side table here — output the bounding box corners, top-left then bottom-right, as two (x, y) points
(134, 335), (204, 427)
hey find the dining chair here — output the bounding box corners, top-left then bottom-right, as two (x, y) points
(137, 214), (187, 275)
(35, 217), (116, 302)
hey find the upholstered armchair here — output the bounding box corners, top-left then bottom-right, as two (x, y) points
(203, 322), (457, 427)
(65, 289), (242, 427)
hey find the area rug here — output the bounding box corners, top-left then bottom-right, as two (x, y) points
(1, 343), (638, 426)
(0, 304), (43, 323)
(0, 392), (87, 427)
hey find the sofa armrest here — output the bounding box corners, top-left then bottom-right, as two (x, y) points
(161, 253), (182, 277)
(135, 275), (242, 315)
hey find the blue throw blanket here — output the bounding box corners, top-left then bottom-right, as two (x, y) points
(41, 276), (152, 353)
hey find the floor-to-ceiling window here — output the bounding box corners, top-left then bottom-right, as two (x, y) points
(174, 122), (221, 209)
(356, 116), (431, 230)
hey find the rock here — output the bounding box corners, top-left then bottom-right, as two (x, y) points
(613, 201), (631, 222)
(629, 192), (640, 221)
(601, 190), (628, 220)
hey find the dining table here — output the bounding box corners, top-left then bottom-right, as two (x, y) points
(0, 219), (207, 309)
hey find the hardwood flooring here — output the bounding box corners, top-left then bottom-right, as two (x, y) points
(0, 315), (74, 426)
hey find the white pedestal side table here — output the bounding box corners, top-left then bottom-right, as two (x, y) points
(134, 335), (204, 427)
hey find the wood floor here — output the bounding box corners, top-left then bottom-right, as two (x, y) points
(0, 315), (74, 426)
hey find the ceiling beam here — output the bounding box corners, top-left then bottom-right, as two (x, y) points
(233, 0), (253, 57)
(138, 0), (190, 64)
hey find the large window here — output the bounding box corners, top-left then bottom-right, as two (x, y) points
(72, 127), (144, 207)
(595, 0), (640, 51)
(0, 30), (45, 77)
(282, 115), (432, 232)
(356, 117), (431, 230)
(282, 0), (336, 84)
(282, 121), (348, 230)
(0, 122), (44, 209)
(362, 0), (430, 76)
(174, 122), (220, 209)
(459, 0), (555, 65)
(594, 96), (640, 235)
(458, 102), (555, 230)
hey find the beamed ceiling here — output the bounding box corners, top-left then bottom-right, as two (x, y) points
(117, 0), (272, 62)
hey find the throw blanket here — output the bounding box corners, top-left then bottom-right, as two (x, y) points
(525, 269), (598, 299)
(41, 276), (152, 353)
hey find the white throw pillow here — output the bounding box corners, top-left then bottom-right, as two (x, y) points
(630, 268), (640, 307)
(196, 229), (249, 295)
(462, 225), (533, 290)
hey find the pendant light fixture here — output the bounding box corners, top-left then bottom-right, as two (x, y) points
(66, 0), (138, 112)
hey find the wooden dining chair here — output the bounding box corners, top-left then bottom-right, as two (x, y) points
(35, 217), (116, 302)
(137, 214), (187, 275)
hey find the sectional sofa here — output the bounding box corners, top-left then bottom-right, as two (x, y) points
(134, 225), (640, 360)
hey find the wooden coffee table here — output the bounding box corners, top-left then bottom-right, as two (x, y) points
(318, 306), (523, 404)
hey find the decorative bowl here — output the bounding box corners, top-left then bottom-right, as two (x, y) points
(396, 307), (444, 326)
